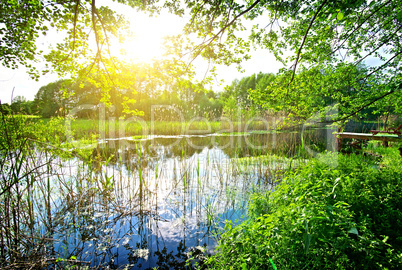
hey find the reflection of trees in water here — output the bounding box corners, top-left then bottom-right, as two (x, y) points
(44, 144), (243, 268)
(91, 130), (329, 173)
(52, 183), (201, 268)
(13, 129), (328, 268)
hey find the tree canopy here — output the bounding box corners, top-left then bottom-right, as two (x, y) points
(167, 0), (402, 121)
(1, 0), (401, 121)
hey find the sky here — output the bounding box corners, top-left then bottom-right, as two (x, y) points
(0, 2), (283, 103)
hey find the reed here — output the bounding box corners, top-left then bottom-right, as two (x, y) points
(2, 111), (314, 269)
(29, 117), (273, 141)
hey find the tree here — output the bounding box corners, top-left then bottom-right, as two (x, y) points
(4, 0), (401, 121)
(10, 96), (33, 114)
(221, 72), (275, 116)
(33, 80), (74, 117)
(164, 0), (402, 121)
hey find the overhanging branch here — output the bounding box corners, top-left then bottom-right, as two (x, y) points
(326, 83), (400, 123)
(288, 0), (328, 85)
(188, 0), (262, 65)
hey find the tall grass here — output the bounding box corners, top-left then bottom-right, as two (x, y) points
(0, 114), (56, 268)
(30, 117), (275, 140)
(2, 112), (306, 269)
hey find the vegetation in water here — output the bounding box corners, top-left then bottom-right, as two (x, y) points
(2, 112), (304, 269)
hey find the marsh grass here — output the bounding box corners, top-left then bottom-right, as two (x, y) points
(30, 117), (273, 140)
(1, 113), (319, 269)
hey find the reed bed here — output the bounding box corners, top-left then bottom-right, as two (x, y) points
(30, 117), (274, 140)
(1, 113), (319, 269)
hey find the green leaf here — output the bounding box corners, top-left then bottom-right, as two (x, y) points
(397, 11), (402, 22)
(269, 258), (278, 270)
(337, 12), (344, 20)
(304, 233), (312, 254)
(348, 227), (358, 235)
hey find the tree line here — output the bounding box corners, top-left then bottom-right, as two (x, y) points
(0, 72), (274, 121)
(2, 66), (397, 124)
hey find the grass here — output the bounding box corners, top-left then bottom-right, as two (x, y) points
(28, 117), (273, 140)
(206, 147), (402, 269)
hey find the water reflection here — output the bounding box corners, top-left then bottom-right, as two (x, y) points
(94, 131), (321, 167)
(25, 130), (329, 269)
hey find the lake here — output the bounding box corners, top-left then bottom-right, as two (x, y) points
(16, 128), (335, 269)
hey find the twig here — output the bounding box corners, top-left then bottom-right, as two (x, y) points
(355, 24), (402, 66)
(288, 0), (328, 85)
(59, 0), (81, 63)
(328, 0), (392, 57)
(188, 0), (262, 65)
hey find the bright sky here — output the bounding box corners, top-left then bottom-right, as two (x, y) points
(0, 2), (283, 103)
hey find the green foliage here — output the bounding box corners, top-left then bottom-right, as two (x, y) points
(33, 79), (73, 117)
(207, 151), (402, 269)
(9, 96), (34, 115)
(221, 72), (275, 118)
(166, 0), (402, 122)
(0, 103), (12, 115)
(0, 0), (157, 79)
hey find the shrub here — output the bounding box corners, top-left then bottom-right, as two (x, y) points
(207, 151), (402, 269)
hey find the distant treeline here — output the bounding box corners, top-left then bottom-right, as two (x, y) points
(1, 72), (276, 121)
(1, 69), (395, 123)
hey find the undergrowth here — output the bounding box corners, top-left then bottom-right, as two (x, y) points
(207, 149), (402, 269)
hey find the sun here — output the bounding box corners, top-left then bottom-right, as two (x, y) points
(113, 12), (184, 64)
(118, 34), (164, 63)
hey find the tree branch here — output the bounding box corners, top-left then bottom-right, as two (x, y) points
(363, 50), (402, 81)
(288, 0), (328, 85)
(354, 21), (402, 66)
(188, 0), (262, 65)
(91, 0), (100, 59)
(59, 0), (80, 63)
(327, 85), (399, 123)
(328, 0), (392, 58)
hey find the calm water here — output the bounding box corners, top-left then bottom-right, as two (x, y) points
(29, 129), (334, 269)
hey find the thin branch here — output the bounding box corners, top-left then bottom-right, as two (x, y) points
(288, 0), (328, 85)
(80, 0), (104, 79)
(327, 85), (399, 123)
(59, 0), (80, 63)
(93, 8), (119, 71)
(355, 24), (402, 66)
(91, 0), (100, 58)
(363, 50), (402, 81)
(188, 0), (262, 65)
(328, 0), (392, 57)
(188, 0), (208, 29)
(209, 0), (222, 32)
(72, 0), (80, 53)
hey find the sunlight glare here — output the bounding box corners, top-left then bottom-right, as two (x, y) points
(117, 13), (184, 63)
(119, 31), (163, 63)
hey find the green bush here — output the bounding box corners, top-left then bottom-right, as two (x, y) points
(207, 151), (402, 269)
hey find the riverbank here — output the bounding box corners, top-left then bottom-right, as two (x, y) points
(206, 143), (402, 269)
